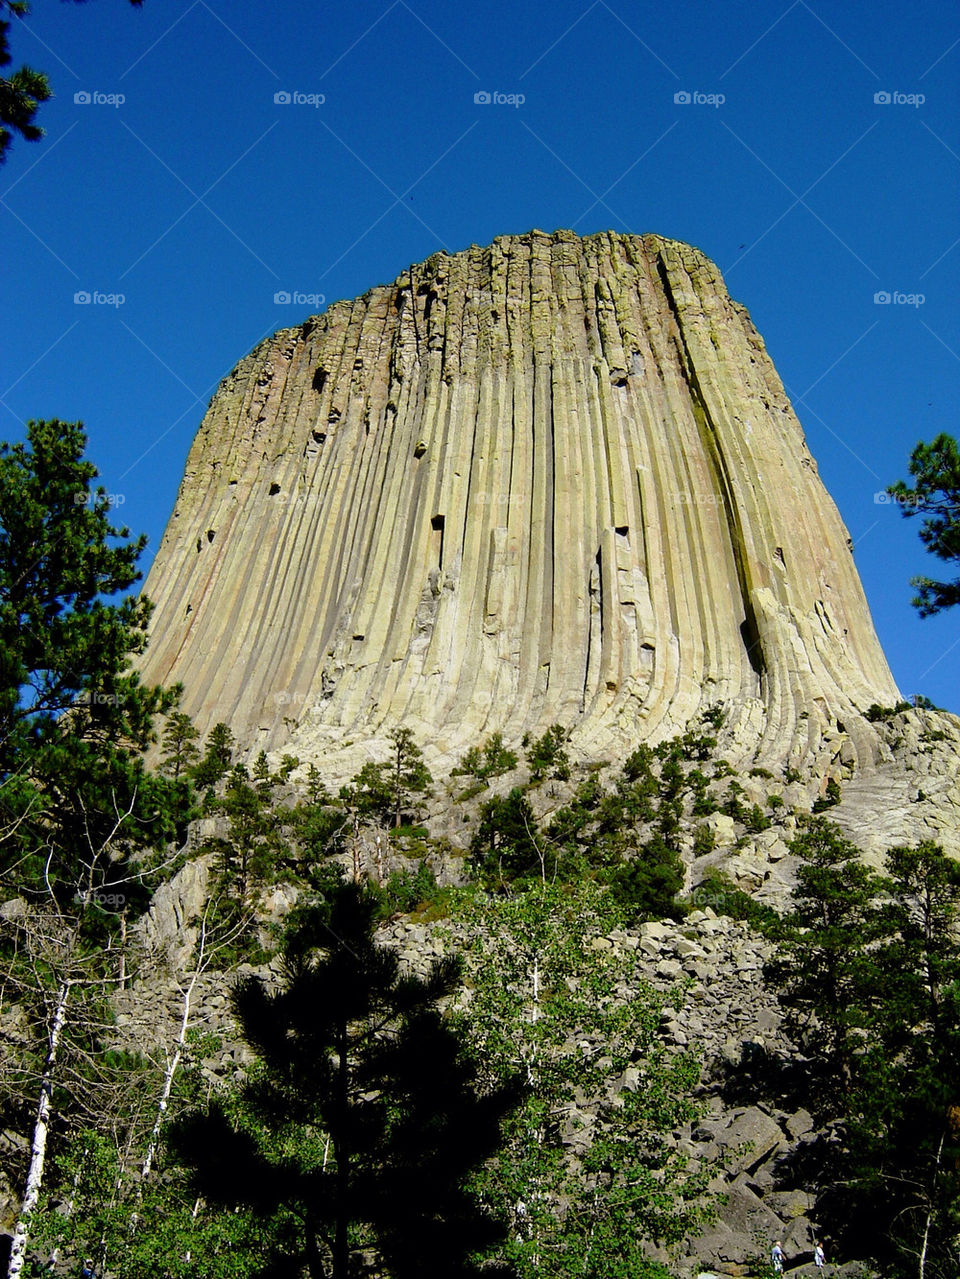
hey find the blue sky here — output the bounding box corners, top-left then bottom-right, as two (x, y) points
(1, 0), (958, 711)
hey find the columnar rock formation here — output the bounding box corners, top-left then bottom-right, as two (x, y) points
(139, 230), (899, 770)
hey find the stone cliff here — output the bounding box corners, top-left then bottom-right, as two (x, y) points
(138, 230), (900, 773)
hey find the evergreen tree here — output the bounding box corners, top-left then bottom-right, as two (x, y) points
(1, 1), (142, 165)
(888, 432), (960, 615)
(471, 788), (543, 887)
(0, 420), (188, 1279)
(767, 829), (960, 1275)
(341, 728), (432, 830)
(170, 883), (520, 1279)
(159, 711), (200, 780)
(765, 817), (888, 1103)
(384, 726), (432, 828)
(191, 722), (235, 790)
(842, 844), (960, 1277)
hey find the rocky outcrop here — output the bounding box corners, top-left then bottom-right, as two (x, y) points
(138, 230), (899, 777)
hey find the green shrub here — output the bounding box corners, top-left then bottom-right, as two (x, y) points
(692, 823), (717, 856)
(523, 724), (571, 781)
(606, 836), (685, 922)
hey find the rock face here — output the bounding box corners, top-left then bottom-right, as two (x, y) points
(139, 230), (899, 770)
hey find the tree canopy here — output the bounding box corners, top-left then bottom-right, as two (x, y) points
(888, 432), (960, 616)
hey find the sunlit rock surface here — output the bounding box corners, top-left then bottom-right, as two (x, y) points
(139, 230), (900, 775)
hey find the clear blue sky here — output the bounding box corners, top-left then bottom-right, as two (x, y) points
(1, 0), (958, 711)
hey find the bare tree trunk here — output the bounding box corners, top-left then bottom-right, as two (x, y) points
(183, 1195), (203, 1264)
(140, 926), (206, 1184)
(118, 910), (127, 991)
(918, 1129), (946, 1279)
(375, 832), (384, 887)
(6, 980), (70, 1279)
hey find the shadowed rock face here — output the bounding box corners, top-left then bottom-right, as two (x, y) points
(138, 230), (899, 771)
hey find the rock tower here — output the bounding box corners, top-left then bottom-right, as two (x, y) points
(138, 230), (899, 772)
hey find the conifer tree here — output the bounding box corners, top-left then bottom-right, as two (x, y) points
(159, 711), (200, 780)
(170, 883), (520, 1279)
(0, 420), (188, 1278)
(888, 433), (960, 615)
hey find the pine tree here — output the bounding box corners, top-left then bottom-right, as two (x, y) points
(888, 433), (960, 615)
(170, 883), (520, 1279)
(159, 712), (200, 780)
(0, 420), (188, 1278)
(765, 816), (888, 1104)
(191, 722), (235, 789)
(1, 0), (142, 166)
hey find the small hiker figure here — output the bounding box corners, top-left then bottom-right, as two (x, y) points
(80, 1260), (96, 1279)
(771, 1240), (785, 1274)
(814, 1240), (826, 1272)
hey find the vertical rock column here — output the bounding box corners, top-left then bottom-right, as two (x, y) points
(137, 231), (900, 769)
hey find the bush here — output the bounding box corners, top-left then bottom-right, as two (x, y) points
(692, 823), (716, 856)
(470, 788), (543, 885)
(743, 803), (771, 833)
(376, 860), (438, 917)
(864, 701), (913, 722)
(452, 732), (519, 781)
(523, 724), (571, 781)
(607, 836), (685, 922)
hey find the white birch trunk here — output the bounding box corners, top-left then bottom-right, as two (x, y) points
(918, 1129), (945, 1279)
(7, 980), (70, 1279)
(130, 921), (210, 1240)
